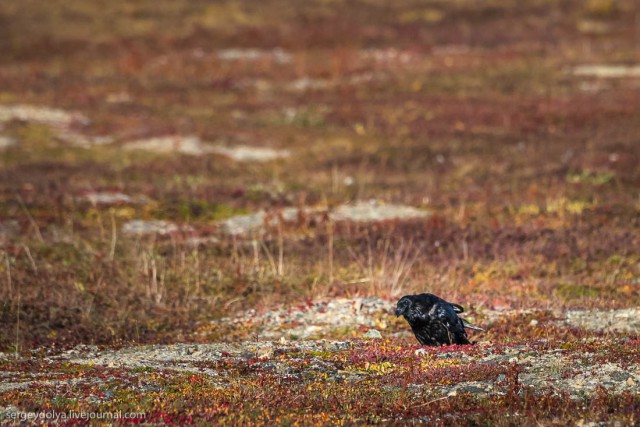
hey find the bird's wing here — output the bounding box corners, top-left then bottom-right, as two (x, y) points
(449, 303), (464, 313)
(429, 303), (463, 331)
(417, 301), (449, 323)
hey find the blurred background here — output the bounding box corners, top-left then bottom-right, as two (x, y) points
(0, 0), (639, 350)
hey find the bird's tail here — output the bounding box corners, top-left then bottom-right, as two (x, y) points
(462, 320), (485, 331)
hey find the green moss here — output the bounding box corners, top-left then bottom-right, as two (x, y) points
(555, 283), (604, 300)
(156, 199), (247, 221)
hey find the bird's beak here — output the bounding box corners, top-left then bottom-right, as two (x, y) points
(395, 308), (404, 317)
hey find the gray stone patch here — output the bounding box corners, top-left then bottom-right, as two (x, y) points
(81, 192), (149, 205)
(121, 220), (188, 236)
(565, 308), (640, 333)
(285, 73), (385, 92)
(0, 104), (89, 127)
(62, 341), (350, 370)
(480, 308), (552, 324)
(56, 130), (114, 148)
(0, 136), (16, 149)
(444, 381), (499, 398)
(572, 65), (640, 78)
(363, 329), (383, 339)
(219, 207), (316, 236)
(329, 200), (430, 222)
(210, 144), (290, 162)
(0, 382), (33, 393)
(286, 77), (333, 91)
(409, 344), (640, 400)
(216, 48), (291, 64)
(219, 211), (267, 235)
(220, 297), (394, 340)
(520, 360), (640, 399)
(0, 105), (115, 149)
(218, 201), (430, 236)
(22, 341), (356, 391)
(482, 346), (640, 398)
(123, 135), (209, 155)
(123, 135), (290, 161)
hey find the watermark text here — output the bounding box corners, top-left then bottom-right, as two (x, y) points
(4, 410), (145, 422)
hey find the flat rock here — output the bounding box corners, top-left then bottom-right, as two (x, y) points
(363, 329), (383, 339)
(0, 104), (89, 127)
(219, 210), (268, 236)
(219, 207), (314, 235)
(520, 359), (640, 398)
(286, 77), (333, 91)
(123, 135), (290, 161)
(0, 136), (16, 149)
(572, 65), (640, 78)
(56, 130), (114, 147)
(221, 297), (393, 339)
(565, 308), (640, 333)
(123, 135), (209, 155)
(219, 201), (430, 236)
(210, 144), (290, 161)
(329, 200), (430, 222)
(121, 220), (187, 236)
(216, 48), (291, 64)
(285, 73), (384, 92)
(0, 105), (114, 149)
(80, 192), (149, 205)
(64, 341), (348, 370)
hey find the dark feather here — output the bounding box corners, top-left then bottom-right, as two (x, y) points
(462, 319), (485, 331)
(395, 293), (483, 346)
(450, 303), (464, 313)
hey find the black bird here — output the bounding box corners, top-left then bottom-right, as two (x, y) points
(395, 293), (484, 346)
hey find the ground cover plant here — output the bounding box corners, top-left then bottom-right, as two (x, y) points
(0, 0), (639, 424)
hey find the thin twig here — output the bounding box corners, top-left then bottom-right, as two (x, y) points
(4, 251), (11, 298)
(327, 220), (334, 283)
(259, 239), (278, 277)
(109, 209), (117, 261)
(252, 239), (260, 271)
(415, 394), (452, 408)
(22, 245), (37, 273)
(15, 293), (21, 358)
(277, 219), (284, 277)
(16, 194), (44, 243)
